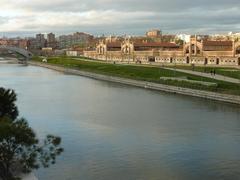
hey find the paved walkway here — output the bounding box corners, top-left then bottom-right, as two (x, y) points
(163, 67), (240, 84)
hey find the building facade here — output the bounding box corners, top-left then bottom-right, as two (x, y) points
(35, 33), (46, 49)
(84, 36), (240, 66)
(58, 32), (94, 49)
(0, 38), (29, 49)
(47, 33), (57, 49)
(146, 29), (162, 38)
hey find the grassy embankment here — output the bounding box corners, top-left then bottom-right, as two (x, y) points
(32, 56), (240, 96)
(164, 65), (240, 80)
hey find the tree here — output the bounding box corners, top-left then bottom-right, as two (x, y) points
(0, 88), (63, 180)
(0, 88), (19, 120)
(175, 39), (184, 46)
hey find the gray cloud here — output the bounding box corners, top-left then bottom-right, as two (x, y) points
(0, 0), (240, 37)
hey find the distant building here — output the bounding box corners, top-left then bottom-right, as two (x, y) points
(36, 33), (46, 49)
(28, 38), (38, 50)
(58, 35), (72, 49)
(58, 32), (94, 49)
(176, 34), (191, 43)
(227, 32), (240, 41)
(0, 39), (9, 46)
(146, 29), (162, 38)
(162, 34), (176, 43)
(210, 34), (230, 41)
(18, 39), (29, 49)
(66, 50), (80, 57)
(47, 33), (55, 42)
(0, 38), (29, 49)
(47, 33), (57, 49)
(42, 47), (54, 56)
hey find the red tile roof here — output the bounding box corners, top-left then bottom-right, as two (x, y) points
(134, 42), (179, 48)
(106, 42), (121, 48)
(203, 41), (232, 46)
(106, 42), (179, 48)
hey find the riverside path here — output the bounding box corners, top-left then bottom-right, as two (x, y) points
(163, 67), (240, 84)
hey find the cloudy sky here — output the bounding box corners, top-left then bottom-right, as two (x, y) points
(0, 0), (240, 37)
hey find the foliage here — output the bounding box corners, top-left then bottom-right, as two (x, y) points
(0, 88), (18, 120)
(175, 39), (184, 45)
(0, 88), (63, 180)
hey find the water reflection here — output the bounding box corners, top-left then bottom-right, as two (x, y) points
(0, 64), (239, 180)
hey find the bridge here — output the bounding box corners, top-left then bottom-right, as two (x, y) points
(0, 45), (33, 61)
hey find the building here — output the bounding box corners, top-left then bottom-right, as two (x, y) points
(0, 38), (29, 49)
(28, 38), (39, 50)
(146, 29), (162, 38)
(84, 36), (240, 66)
(36, 33), (46, 49)
(42, 47), (54, 56)
(176, 34), (191, 43)
(227, 32), (240, 41)
(47, 33), (57, 49)
(66, 50), (80, 57)
(58, 34), (72, 49)
(58, 32), (94, 49)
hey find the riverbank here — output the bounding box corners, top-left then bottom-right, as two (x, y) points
(29, 61), (240, 105)
(31, 57), (240, 95)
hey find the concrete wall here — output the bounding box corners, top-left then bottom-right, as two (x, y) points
(190, 57), (206, 65)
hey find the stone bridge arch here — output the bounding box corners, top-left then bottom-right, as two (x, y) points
(0, 45), (33, 60)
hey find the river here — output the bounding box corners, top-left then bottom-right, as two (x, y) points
(0, 64), (240, 180)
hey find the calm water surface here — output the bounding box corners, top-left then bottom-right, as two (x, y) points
(0, 64), (240, 180)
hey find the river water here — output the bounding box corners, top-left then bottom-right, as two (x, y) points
(0, 64), (240, 180)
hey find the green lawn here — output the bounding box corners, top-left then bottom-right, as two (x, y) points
(32, 56), (240, 96)
(165, 65), (240, 80)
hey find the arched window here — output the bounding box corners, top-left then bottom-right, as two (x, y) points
(99, 46), (105, 55)
(236, 46), (240, 55)
(196, 46), (201, 54)
(204, 58), (208, 65)
(185, 46), (190, 54)
(125, 46), (129, 54)
(122, 45), (131, 54)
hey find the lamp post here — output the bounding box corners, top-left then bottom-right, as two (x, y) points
(174, 59), (176, 77)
